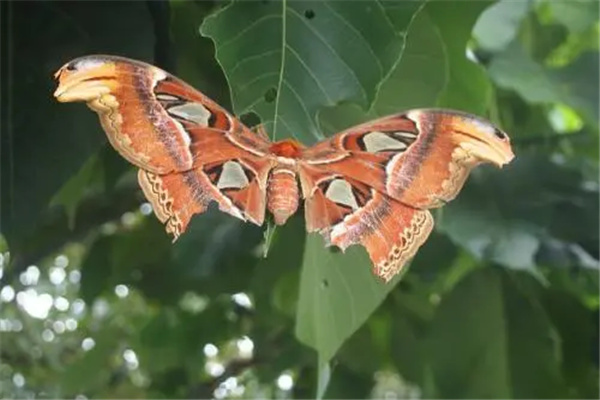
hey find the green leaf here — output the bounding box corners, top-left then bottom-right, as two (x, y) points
(47, 144), (131, 231)
(295, 0), (494, 364)
(489, 42), (599, 126)
(390, 311), (427, 387)
(375, 0), (492, 116)
(294, 233), (402, 363)
(542, 290), (599, 397)
(439, 155), (599, 274)
(272, 268), (301, 317)
(169, 0), (232, 108)
(372, 6), (447, 116)
(319, 0), (493, 131)
(546, 0), (600, 34)
(438, 172), (541, 272)
(473, 0), (531, 52)
(428, 268), (568, 398)
(200, 0), (422, 143)
(427, 1), (493, 114)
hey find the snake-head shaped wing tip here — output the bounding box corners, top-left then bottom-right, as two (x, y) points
(408, 108), (515, 168)
(54, 55), (116, 101)
(53, 55), (165, 103)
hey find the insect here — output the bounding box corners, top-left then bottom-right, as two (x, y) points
(54, 55), (514, 282)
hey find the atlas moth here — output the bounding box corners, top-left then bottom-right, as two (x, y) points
(54, 55), (514, 282)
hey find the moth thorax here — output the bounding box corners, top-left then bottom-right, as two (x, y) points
(267, 168), (299, 225)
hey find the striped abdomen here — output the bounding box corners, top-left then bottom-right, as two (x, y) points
(267, 167), (300, 225)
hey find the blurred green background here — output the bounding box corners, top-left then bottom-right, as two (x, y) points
(0, 0), (598, 398)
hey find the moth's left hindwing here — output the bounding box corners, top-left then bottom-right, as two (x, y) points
(54, 55), (274, 233)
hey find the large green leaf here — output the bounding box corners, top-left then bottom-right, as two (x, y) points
(371, 6), (447, 117)
(428, 268), (568, 398)
(295, 233), (402, 363)
(200, 0), (494, 364)
(319, 0), (493, 134)
(439, 155), (599, 274)
(375, 0), (492, 116)
(200, 0), (423, 143)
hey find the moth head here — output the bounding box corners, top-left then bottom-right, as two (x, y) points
(53, 55), (121, 102)
(410, 109), (515, 168)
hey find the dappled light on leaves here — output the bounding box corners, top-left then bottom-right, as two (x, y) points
(16, 290), (53, 319)
(81, 337), (95, 351)
(114, 284), (129, 298)
(123, 349), (140, 370)
(232, 292), (253, 309)
(1, 286), (15, 302)
(276, 373), (294, 391)
(236, 336), (254, 359)
(204, 343), (219, 358)
(206, 361), (225, 377)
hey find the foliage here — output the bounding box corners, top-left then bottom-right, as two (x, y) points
(0, 0), (598, 399)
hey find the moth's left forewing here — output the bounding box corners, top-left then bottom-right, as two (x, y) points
(54, 55), (275, 238)
(385, 110), (515, 208)
(55, 56), (200, 174)
(53, 55), (273, 172)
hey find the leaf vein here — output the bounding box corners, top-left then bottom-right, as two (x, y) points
(288, 7), (368, 102)
(219, 14), (280, 50)
(230, 49), (280, 75)
(285, 44), (332, 103)
(322, 2), (384, 78)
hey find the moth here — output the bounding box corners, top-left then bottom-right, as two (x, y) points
(53, 55), (515, 282)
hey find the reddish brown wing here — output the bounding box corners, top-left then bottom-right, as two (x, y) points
(299, 109), (515, 281)
(54, 55), (274, 237)
(301, 171), (434, 282)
